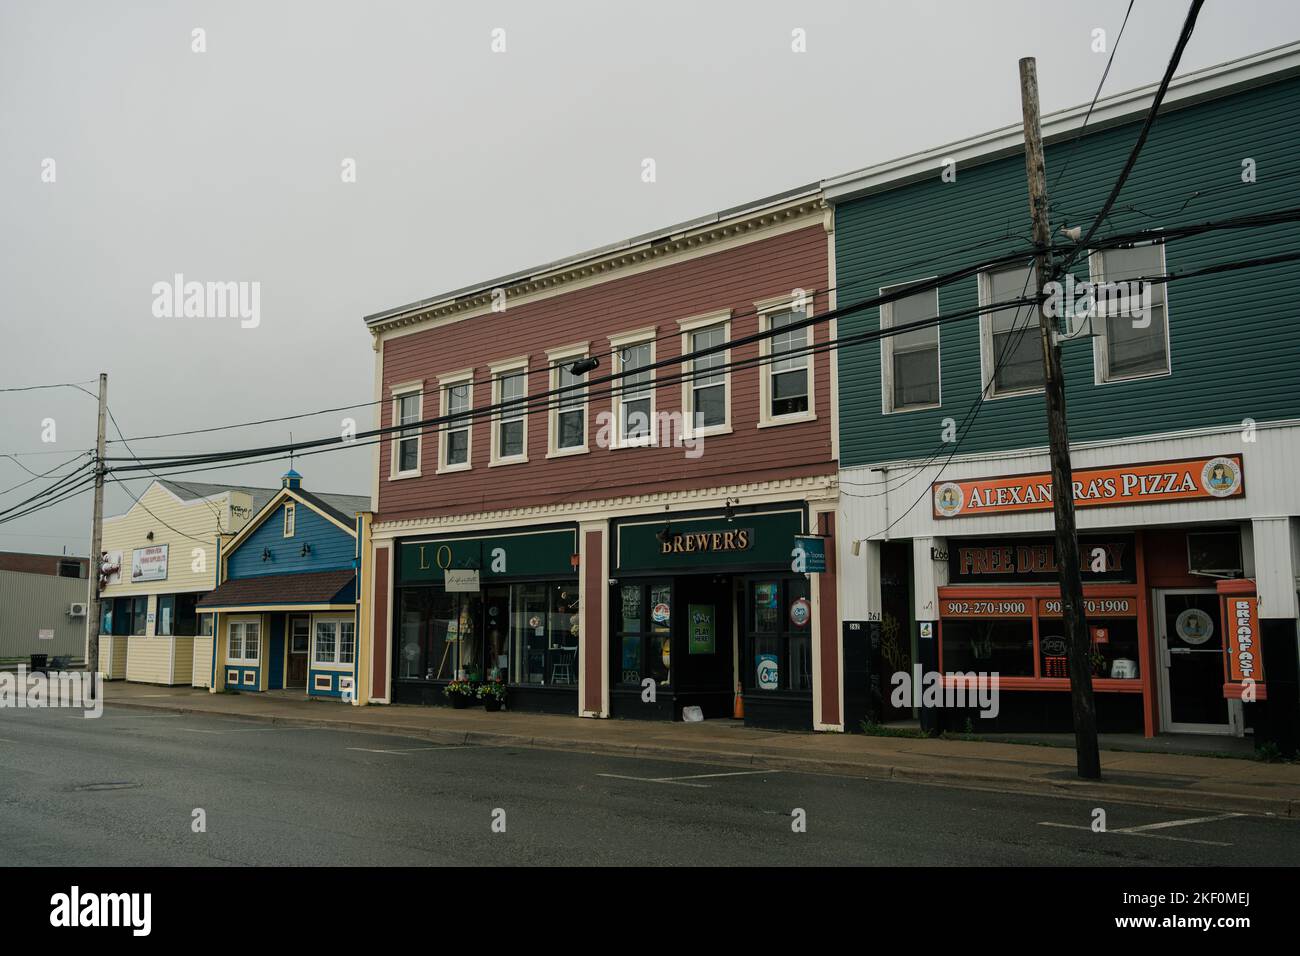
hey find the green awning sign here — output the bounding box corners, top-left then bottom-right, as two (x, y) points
(399, 529), (576, 585)
(791, 535), (826, 573)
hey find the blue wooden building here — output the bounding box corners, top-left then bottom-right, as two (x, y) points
(197, 470), (371, 701)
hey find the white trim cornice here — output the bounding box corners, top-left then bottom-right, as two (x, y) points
(365, 194), (827, 337)
(371, 473), (840, 539)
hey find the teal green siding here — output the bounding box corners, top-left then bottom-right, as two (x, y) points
(835, 75), (1300, 466)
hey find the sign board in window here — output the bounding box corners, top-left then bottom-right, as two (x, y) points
(444, 569), (480, 593)
(756, 653), (779, 690)
(688, 604), (715, 654)
(131, 545), (169, 582)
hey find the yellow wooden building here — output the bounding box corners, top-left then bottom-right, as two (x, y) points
(96, 481), (276, 685)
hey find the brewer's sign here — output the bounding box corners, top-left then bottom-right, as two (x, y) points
(932, 455), (1243, 519)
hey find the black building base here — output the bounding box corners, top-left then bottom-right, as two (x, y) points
(927, 691), (1144, 735)
(391, 680), (578, 715)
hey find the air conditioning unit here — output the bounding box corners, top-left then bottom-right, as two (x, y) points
(68, 603), (88, 617)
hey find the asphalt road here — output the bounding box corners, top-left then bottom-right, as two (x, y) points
(1, 705), (1297, 866)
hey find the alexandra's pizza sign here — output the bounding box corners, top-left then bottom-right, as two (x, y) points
(932, 455), (1243, 519)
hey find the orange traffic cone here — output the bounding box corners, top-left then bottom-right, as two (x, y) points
(733, 683), (745, 719)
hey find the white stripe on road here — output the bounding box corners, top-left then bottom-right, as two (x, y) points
(597, 769), (783, 788)
(1115, 812), (1244, 833)
(1036, 822), (1232, 847)
(346, 746), (469, 754)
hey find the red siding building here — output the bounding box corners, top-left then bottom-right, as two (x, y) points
(362, 186), (845, 730)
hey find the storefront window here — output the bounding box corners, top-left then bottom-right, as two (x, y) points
(399, 579), (579, 687)
(156, 595), (175, 636)
(647, 583), (671, 687)
(1038, 618), (1140, 680)
(615, 581), (672, 688)
(173, 592), (199, 636)
(131, 596), (147, 636)
(745, 577), (812, 693)
(941, 618), (1035, 677)
(939, 592), (1142, 682)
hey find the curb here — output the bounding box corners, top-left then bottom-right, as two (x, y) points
(103, 697), (1297, 818)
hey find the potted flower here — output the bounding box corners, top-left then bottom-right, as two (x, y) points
(477, 677), (506, 712)
(443, 678), (476, 709)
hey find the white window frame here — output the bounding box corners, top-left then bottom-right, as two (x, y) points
(978, 263), (1044, 400)
(608, 327), (658, 449)
(757, 293), (817, 427)
(312, 616), (355, 667)
(1089, 242), (1172, 385)
(282, 501), (296, 538)
(226, 618), (261, 665)
(437, 370), (474, 474)
(546, 343), (590, 458)
(879, 278), (942, 414)
(489, 358), (530, 466)
(389, 381), (424, 480)
(678, 310), (733, 438)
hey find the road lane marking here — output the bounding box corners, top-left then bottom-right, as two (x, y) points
(597, 773), (710, 788)
(346, 746), (468, 754)
(596, 769), (782, 788)
(1115, 812), (1244, 833)
(660, 770), (785, 781)
(1036, 822), (1232, 847)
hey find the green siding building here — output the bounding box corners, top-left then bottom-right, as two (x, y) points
(826, 42), (1300, 747)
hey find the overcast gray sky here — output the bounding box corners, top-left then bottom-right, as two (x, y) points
(3, 0), (1299, 556)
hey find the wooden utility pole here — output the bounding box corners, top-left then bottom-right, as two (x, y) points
(85, 372), (108, 693)
(1019, 58), (1101, 779)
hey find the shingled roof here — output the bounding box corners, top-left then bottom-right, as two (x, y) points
(195, 569), (356, 609)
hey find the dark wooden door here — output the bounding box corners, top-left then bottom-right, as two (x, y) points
(287, 616), (310, 687)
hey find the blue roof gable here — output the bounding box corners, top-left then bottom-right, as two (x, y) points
(227, 494), (356, 580)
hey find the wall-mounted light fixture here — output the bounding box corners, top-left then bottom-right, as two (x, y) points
(654, 505), (672, 544)
(146, 531), (154, 541)
(300, 542), (312, 557)
(261, 548), (272, 562)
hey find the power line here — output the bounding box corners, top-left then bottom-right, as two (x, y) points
(1064, 0), (1207, 271)
(1051, 0), (1135, 196)
(100, 205), (1300, 478)
(93, 243), (1300, 515)
(0, 450), (92, 497)
(0, 380), (97, 394)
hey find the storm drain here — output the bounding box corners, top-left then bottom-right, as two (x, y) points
(73, 782), (141, 792)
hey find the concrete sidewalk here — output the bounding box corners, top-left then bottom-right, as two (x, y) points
(100, 681), (1300, 818)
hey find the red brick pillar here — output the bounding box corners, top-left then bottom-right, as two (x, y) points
(580, 523), (608, 717)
